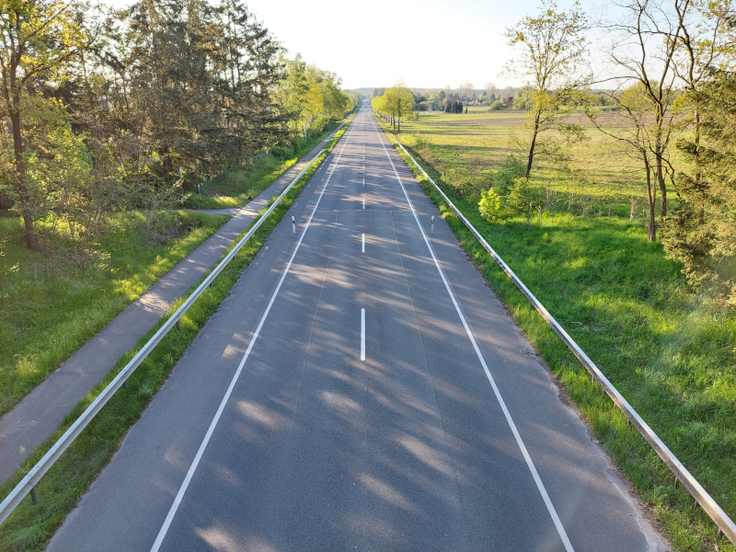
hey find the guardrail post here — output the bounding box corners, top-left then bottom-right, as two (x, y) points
(30, 486), (38, 504)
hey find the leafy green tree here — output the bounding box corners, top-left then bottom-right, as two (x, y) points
(0, 0), (92, 249)
(504, 0), (588, 179)
(276, 55), (350, 140)
(382, 83), (414, 132)
(663, 70), (736, 301)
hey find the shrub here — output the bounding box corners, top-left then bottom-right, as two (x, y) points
(489, 100), (506, 111)
(479, 188), (502, 221)
(270, 144), (294, 160)
(507, 177), (544, 222)
(492, 154), (526, 194)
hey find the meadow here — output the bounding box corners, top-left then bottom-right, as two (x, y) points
(381, 107), (736, 552)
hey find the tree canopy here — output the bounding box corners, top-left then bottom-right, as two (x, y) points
(504, 0), (589, 179)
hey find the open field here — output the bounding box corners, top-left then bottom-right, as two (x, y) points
(402, 107), (676, 207)
(379, 110), (736, 552)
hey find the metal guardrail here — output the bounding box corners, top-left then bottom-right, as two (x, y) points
(0, 147), (329, 526)
(395, 140), (736, 547)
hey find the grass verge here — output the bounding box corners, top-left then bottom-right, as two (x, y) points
(0, 121), (350, 551)
(0, 211), (227, 417)
(183, 128), (339, 210)
(382, 115), (736, 552)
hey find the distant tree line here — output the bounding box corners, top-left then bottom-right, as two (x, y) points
(0, 0), (356, 261)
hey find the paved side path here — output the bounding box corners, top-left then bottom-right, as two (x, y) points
(0, 130), (340, 485)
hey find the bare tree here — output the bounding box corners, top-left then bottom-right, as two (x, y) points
(589, 0), (689, 240)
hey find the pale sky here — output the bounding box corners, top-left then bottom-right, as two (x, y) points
(105, 0), (607, 91)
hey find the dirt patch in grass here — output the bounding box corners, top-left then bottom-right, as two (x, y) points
(425, 113), (627, 128)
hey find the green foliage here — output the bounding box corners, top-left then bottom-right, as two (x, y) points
(506, 177), (544, 220)
(663, 69), (736, 304)
(478, 188), (502, 221)
(372, 83), (415, 131)
(276, 54), (352, 140)
(504, 0), (589, 178)
(0, 212), (225, 417)
(489, 99), (506, 111)
(491, 154), (527, 194)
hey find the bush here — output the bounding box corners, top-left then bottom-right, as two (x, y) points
(506, 177), (544, 222)
(489, 100), (506, 111)
(270, 144), (294, 160)
(479, 188), (502, 221)
(491, 154), (526, 194)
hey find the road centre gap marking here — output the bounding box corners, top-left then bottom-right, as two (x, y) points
(371, 118), (576, 552)
(361, 308), (366, 361)
(149, 118), (359, 552)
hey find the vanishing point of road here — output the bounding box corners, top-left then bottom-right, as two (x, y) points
(48, 107), (667, 551)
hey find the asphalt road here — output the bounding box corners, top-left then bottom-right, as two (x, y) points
(47, 108), (668, 551)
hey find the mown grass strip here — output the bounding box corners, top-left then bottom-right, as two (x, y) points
(381, 116), (735, 552)
(0, 121), (350, 552)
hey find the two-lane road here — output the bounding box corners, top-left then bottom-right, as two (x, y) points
(48, 107), (667, 551)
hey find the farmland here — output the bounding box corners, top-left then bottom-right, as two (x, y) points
(379, 107), (736, 552)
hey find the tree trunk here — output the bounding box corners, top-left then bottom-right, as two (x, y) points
(10, 106), (38, 250)
(645, 162), (657, 242)
(525, 113), (541, 179)
(656, 153), (667, 217)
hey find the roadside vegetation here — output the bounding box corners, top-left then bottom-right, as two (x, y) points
(0, 0), (359, 417)
(0, 122), (351, 552)
(0, 124), (339, 419)
(378, 105), (735, 551)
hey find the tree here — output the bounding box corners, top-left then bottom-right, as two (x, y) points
(381, 83), (414, 132)
(589, 0), (696, 241)
(662, 69), (736, 300)
(459, 82), (474, 102)
(504, 0), (589, 179)
(0, 0), (92, 249)
(671, 0), (735, 205)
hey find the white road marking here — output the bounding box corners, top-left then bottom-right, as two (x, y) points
(361, 308), (366, 361)
(371, 118), (576, 552)
(149, 120), (358, 552)
(362, 233), (365, 253)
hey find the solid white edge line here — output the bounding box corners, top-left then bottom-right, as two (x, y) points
(149, 122), (357, 552)
(361, 308), (366, 361)
(371, 118), (576, 552)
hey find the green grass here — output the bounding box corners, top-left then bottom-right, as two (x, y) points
(0, 211), (227, 417)
(381, 113), (736, 552)
(0, 121), (351, 551)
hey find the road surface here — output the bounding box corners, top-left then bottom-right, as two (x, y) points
(48, 107), (667, 551)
